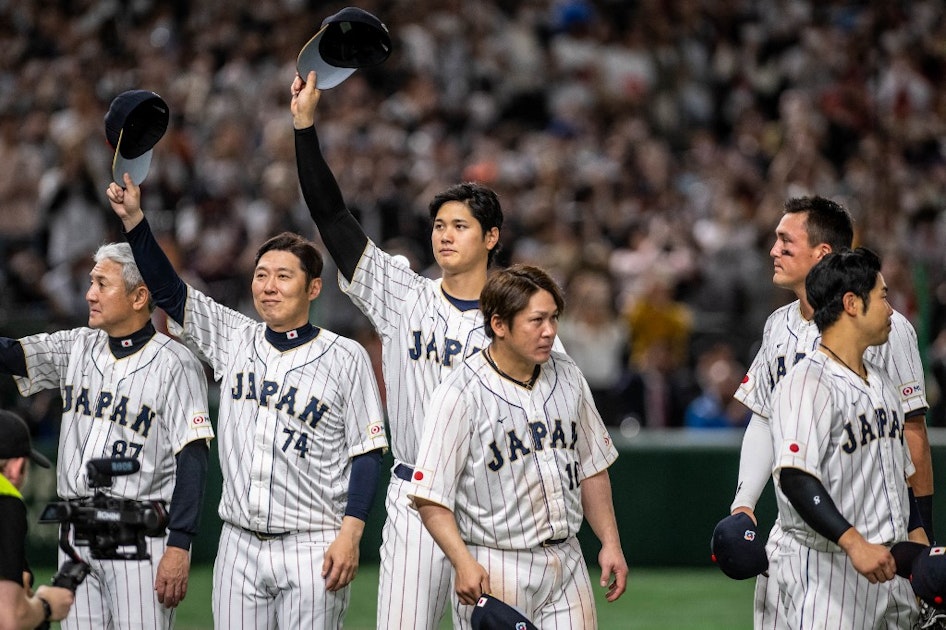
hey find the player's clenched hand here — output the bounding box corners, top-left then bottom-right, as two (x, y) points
(598, 544), (629, 602)
(839, 529), (896, 584)
(454, 558), (491, 606)
(291, 70), (321, 130)
(105, 173), (145, 231)
(155, 545), (190, 608)
(323, 516), (363, 591)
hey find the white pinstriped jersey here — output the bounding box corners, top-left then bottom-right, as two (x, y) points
(14, 328), (213, 501)
(408, 350), (618, 549)
(736, 300), (927, 419)
(771, 351), (915, 552)
(169, 285), (387, 533)
(340, 241), (489, 465)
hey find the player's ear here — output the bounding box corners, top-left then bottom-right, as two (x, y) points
(841, 291), (860, 315)
(484, 227), (500, 251)
(130, 284), (150, 311)
(307, 277), (322, 301)
(489, 313), (506, 339)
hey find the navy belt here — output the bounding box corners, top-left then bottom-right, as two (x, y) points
(540, 537), (568, 547)
(240, 527), (289, 541)
(393, 463), (414, 482)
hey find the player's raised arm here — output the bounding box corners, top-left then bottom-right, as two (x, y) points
(105, 175), (188, 324)
(292, 70), (368, 282)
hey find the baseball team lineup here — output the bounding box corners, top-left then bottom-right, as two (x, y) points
(1, 5), (946, 630)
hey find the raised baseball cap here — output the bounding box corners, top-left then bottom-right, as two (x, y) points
(711, 512), (768, 580)
(471, 594), (538, 630)
(296, 7), (392, 89)
(104, 90), (169, 186)
(892, 541), (946, 609)
(0, 409), (51, 468)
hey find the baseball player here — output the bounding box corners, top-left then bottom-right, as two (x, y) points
(106, 175), (388, 629)
(292, 70), (509, 629)
(727, 197), (932, 628)
(407, 264), (627, 629)
(0, 242), (214, 629)
(770, 247), (924, 629)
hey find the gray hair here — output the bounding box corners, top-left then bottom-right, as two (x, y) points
(93, 243), (153, 311)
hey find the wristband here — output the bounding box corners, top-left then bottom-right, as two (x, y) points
(39, 596), (52, 622)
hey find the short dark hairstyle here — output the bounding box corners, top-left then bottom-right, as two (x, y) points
(481, 264), (565, 339)
(429, 182), (504, 266)
(254, 232), (324, 283)
(784, 196), (854, 253)
(806, 247), (882, 332)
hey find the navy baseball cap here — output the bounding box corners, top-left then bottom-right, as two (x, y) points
(892, 542), (946, 609)
(471, 595), (538, 630)
(296, 7), (392, 89)
(104, 90), (169, 186)
(0, 409), (51, 468)
(711, 513), (768, 580)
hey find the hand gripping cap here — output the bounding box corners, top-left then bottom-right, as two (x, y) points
(711, 512), (768, 580)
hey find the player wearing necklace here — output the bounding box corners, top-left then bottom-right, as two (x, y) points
(768, 247), (925, 629)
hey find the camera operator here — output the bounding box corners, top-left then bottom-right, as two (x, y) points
(0, 410), (74, 629)
(0, 243), (214, 629)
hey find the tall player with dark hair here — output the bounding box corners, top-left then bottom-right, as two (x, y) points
(727, 196), (933, 629)
(291, 70), (507, 629)
(107, 176), (388, 629)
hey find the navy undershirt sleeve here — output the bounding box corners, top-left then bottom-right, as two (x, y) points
(0, 338), (27, 376)
(779, 467), (852, 543)
(295, 125), (368, 281)
(167, 440), (210, 550)
(124, 217), (188, 324)
(344, 449), (383, 522)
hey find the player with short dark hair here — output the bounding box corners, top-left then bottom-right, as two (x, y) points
(0, 242), (214, 629)
(408, 264), (627, 628)
(291, 70), (511, 629)
(106, 175), (388, 630)
(770, 247), (924, 628)
(728, 196), (933, 629)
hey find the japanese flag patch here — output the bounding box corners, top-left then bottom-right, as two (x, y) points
(411, 466), (433, 488)
(780, 439), (807, 463)
(899, 380), (924, 402)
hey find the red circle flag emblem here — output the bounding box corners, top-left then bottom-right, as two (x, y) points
(789, 443), (799, 453)
(413, 471), (424, 481)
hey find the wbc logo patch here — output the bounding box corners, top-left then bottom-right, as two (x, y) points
(744, 530), (756, 542)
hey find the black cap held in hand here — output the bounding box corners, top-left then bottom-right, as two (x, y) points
(104, 90), (169, 186)
(470, 594), (539, 630)
(711, 512), (768, 580)
(297, 7), (392, 89)
(893, 542), (946, 609)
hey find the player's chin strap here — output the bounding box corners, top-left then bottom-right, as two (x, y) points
(917, 600), (946, 630)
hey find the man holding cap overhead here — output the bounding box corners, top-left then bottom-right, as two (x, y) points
(769, 248), (925, 629)
(0, 236), (215, 629)
(0, 409), (75, 630)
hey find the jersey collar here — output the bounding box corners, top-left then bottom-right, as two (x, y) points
(108, 321), (156, 359)
(265, 322), (319, 351)
(441, 287), (479, 312)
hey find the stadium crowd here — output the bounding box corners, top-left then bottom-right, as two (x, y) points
(1, 0), (945, 431)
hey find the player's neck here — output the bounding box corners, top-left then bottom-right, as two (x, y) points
(484, 344), (539, 385)
(797, 292), (815, 321)
(440, 266), (487, 301)
(818, 331), (868, 380)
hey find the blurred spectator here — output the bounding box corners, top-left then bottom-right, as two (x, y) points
(557, 267), (628, 425)
(684, 344), (751, 430)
